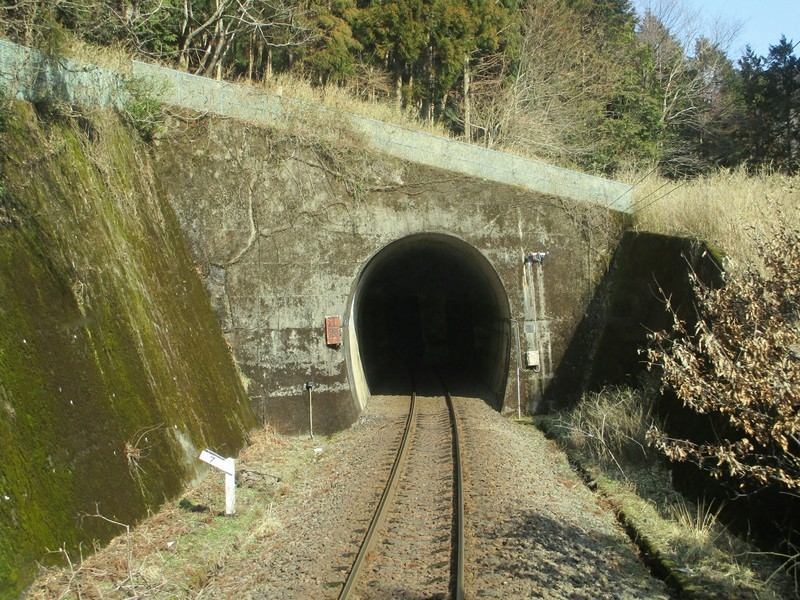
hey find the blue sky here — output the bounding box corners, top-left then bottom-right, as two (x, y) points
(632, 0), (799, 58)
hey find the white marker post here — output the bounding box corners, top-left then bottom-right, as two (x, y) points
(199, 449), (236, 515)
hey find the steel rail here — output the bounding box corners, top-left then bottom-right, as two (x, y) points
(339, 382), (466, 600)
(445, 391), (465, 600)
(338, 392), (417, 599)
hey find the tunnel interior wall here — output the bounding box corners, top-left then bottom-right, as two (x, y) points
(154, 114), (626, 433)
(349, 233), (512, 403)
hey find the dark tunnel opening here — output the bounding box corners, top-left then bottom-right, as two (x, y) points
(350, 234), (511, 405)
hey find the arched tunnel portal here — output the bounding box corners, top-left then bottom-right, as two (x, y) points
(346, 233), (511, 408)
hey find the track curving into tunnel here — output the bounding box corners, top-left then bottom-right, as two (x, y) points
(347, 233), (511, 409)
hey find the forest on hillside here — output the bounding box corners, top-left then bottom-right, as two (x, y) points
(1, 0), (798, 176)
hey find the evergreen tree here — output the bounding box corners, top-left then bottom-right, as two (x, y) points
(300, 0), (361, 84)
(353, 0), (427, 107)
(564, 0), (658, 171)
(353, 0), (514, 126)
(739, 37), (800, 174)
(763, 37), (800, 172)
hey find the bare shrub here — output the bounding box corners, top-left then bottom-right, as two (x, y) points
(646, 226), (800, 492)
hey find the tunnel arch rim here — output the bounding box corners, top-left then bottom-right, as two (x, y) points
(344, 232), (513, 412)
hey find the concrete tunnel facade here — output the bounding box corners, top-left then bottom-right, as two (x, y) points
(0, 38), (634, 436)
(154, 116), (625, 435)
(346, 233), (512, 405)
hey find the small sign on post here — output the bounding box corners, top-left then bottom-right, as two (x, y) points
(199, 449), (236, 515)
(305, 380), (315, 439)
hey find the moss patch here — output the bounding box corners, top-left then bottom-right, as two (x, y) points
(0, 102), (256, 597)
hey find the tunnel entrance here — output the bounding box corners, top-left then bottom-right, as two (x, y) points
(346, 234), (511, 407)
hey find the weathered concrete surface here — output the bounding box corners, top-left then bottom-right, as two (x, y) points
(0, 38), (634, 435)
(153, 116), (625, 434)
(0, 37), (631, 435)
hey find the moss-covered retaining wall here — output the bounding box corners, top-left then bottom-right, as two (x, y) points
(0, 102), (256, 597)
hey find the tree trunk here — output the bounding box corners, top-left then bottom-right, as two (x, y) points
(425, 45), (435, 123)
(179, 0), (191, 69)
(247, 32), (254, 82)
(255, 38), (264, 81)
(213, 0), (224, 80)
(438, 91), (449, 121)
(464, 56), (472, 141)
(394, 62), (403, 110)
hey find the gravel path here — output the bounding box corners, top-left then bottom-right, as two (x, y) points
(197, 394), (668, 599)
(199, 398), (410, 599)
(455, 397), (669, 599)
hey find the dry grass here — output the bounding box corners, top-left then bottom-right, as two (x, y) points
(51, 34), (136, 75)
(49, 34), (450, 141)
(666, 498), (726, 563)
(26, 426), (319, 599)
(597, 471), (791, 599)
(552, 386), (657, 477)
(536, 386), (797, 599)
(51, 35), (473, 149)
(622, 167), (800, 272)
(249, 71), (453, 138)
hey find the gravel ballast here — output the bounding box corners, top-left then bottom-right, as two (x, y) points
(204, 395), (669, 599)
(29, 395), (671, 599)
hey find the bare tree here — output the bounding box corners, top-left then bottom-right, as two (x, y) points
(174, 0), (315, 79)
(0, 0), (317, 82)
(636, 0), (742, 172)
(465, 0), (623, 166)
(0, 0), (104, 49)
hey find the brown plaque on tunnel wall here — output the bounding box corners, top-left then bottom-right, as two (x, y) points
(325, 315), (342, 347)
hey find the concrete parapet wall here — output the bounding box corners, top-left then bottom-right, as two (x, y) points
(133, 61), (632, 211)
(0, 38), (126, 109)
(0, 38), (632, 212)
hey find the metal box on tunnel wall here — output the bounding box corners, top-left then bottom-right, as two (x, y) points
(525, 350), (540, 370)
(325, 315), (342, 347)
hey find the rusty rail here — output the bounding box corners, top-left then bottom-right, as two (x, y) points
(338, 392), (417, 599)
(446, 390), (465, 600)
(339, 383), (465, 599)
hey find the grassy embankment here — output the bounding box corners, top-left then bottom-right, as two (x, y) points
(625, 167), (800, 271)
(27, 426), (326, 599)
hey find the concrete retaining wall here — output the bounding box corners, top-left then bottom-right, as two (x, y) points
(0, 37), (631, 434)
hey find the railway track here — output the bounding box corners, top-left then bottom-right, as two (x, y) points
(339, 382), (465, 600)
